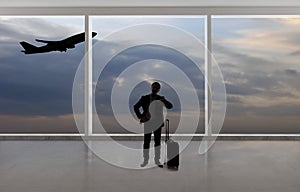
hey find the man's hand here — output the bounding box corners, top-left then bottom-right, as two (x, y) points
(159, 96), (173, 109)
(140, 112), (151, 123)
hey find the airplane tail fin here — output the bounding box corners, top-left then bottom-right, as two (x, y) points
(19, 41), (38, 54)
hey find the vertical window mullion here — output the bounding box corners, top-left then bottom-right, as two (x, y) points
(85, 15), (93, 136)
(205, 15), (212, 136)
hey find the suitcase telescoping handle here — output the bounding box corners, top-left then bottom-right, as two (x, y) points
(164, 119), (169, 165)
(165, 119), (169, 142)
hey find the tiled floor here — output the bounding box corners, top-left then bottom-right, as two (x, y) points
(0, 140), (300, 192)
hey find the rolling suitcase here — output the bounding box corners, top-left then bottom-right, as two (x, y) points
(165, 119), (179, 169)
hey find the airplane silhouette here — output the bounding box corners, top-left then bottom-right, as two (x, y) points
(19, 32), (97, 54)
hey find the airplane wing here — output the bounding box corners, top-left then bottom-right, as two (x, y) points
(19, 41), (52, 54)
(35, 39), (58, 44)
(35, 32), (97, 45)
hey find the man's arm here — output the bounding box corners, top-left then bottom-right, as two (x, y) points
(134, 97), (143, 119)
(160, 96), (173, 109)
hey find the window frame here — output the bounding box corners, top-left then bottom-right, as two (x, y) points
(0, 6), (300, 137)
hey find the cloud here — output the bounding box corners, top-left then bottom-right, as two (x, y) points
(92, 16), (205, 42)
(0, 48), (84, 116)
(289, 50), (300, 56)
(284, 69), (298, 76)
(212, 18), (300, 132)
(222, 114), (300, 133)
(95, 44), (205, 116)
(213, 43), (277, 71)
(225, 83), (261, 96)
(226, 95), (243, 104)
(226, 101), (300, 118)
(0, 114), (82, 133)
(5, 16), (300, 133)
(92, 42), (205, 133)
(0, 17), (85, 116)
(0, 17), (83, 44)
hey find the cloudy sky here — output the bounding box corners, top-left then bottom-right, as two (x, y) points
(0, 16), (205, 133)
(0, 16), (84, 133)
(212, 17), (300, 133)
(0, 16), (299, 134)
(91, 16), (206, 134)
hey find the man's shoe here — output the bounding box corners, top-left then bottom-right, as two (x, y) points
(155, 160), (163, 168)
(140, 160), (148, 167)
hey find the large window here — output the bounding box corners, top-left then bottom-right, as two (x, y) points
(0, 16), (84, 133)
(91, 16), (206, 134)
(0, 11), (299, 135)
(212, 16), (300, 133)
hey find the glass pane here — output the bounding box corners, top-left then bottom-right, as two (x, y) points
(212, 16), (300, 133)
(0, 16), (84, 133)
(92, 16), (206, 134)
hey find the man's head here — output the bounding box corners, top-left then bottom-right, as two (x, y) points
(151, 82), (161, 95)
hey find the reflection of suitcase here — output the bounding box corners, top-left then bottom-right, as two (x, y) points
(165, 119), (179, 169)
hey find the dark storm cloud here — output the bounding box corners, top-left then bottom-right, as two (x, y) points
(284, 69), (298, 76)
(0, 20), (85, 116)
(225, 83), (261, 96)
(92, 43), (206, 133)
(214, 43), (300, 93)
(95, 43), (205, 116)
(212, 19), (300, 133)
(0, 46), (84, 116)
(223, 67), (299, 100)
(222, 69), (281, 97)
(213, 42), (300, 119)
(289, 50), (300, 56)
(226, 95), (242, 104)
(251, 104), (300, 117)
(213, 44), (275, 68)
(227, 103), (300, 117)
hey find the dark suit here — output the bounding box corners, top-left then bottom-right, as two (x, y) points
(134, 94), (173, 162)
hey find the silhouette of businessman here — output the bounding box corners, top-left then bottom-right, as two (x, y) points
(134, 82), (173, 167)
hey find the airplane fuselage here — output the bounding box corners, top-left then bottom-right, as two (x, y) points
(20, 32), (97, 54)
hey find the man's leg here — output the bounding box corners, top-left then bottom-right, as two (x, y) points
(141, 132), (151, 167)
(154, 126), (162, 167)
